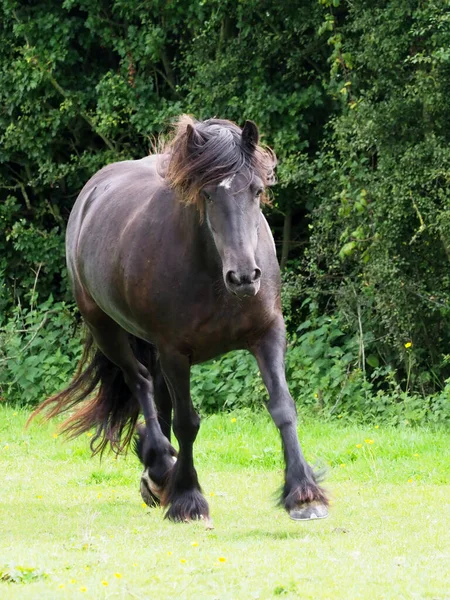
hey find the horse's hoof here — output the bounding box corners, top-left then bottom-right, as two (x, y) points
(180, 515), (214, 530)
(165, 488), (210, 523)
(289, 504), (328, 521)
(201, 515), (215, 530)
(140, 468), (161, 507)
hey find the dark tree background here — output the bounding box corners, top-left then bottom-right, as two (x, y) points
(1, 0), (449, 421)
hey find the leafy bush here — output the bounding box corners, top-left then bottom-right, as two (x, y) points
(191, 303), (450, 425)
(1, 0), (450, 423)
(0, 296), (81, 406)
(191, 351), (266, 414)
(304, 0), (450, 395)
(1, 294), (447, 426)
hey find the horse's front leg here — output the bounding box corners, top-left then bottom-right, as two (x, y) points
(158, 351), (211, 524)
(251, 317), (329, 520)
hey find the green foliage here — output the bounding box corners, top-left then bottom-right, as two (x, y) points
(0, 565), (49, 584)
(304, 0), (450, 397)
(0, 565), (49, 583)
(191, 351), (265, 413)
(191, 302), (450, 425)
(1, 0), (450, 419)
(0, 296), (82, 405)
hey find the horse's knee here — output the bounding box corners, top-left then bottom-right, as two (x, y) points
(173, 411), (200, 442)
(268, 395), (297, 429)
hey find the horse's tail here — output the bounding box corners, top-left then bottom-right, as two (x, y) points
(27, 331), (155, 456)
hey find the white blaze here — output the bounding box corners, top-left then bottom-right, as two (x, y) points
(219, 175), (235, 190)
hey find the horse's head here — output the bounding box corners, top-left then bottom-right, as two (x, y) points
(202, 155), (264, 297)
(164, 116), (276, 298)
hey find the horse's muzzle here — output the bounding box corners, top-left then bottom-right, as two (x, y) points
(225, 278), (261, 298)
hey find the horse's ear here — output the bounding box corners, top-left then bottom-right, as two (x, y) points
(185, 123), (201, 146)
(186, 123), (195, 139)
(241, 120), (259, 151)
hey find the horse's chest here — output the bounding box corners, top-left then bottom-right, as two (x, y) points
(180, 299), (273, 362)
(196, 310), (251, 340)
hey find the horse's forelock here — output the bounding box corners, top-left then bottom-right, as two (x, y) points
(163, 115), (276, 210)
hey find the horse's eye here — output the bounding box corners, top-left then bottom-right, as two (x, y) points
(204, 192), (212, 203)
(255, 189), (263, 198)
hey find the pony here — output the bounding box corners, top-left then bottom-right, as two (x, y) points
(31, 116), (328, 524)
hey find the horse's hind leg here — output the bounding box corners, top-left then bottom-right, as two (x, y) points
(136, 362), (174, 506)
(78, 299), (176, 499)
(157, 350), (211, 525)
(132, 338), (173, 441)
(251, 316), (329, 521)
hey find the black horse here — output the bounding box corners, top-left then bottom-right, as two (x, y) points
(32, 116), (328, 524)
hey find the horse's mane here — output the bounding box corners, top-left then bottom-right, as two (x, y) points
(158, 115), (276, 209)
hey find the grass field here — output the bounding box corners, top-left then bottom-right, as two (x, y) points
(0, 406), (449, 599)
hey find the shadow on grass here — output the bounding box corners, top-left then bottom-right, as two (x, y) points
(224, 527), (325, 541)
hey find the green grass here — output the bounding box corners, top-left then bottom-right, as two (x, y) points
(0, 406), (449, 599)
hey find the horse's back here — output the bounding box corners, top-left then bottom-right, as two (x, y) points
(69, 154), (163, 223)
(68, 155), (166, 243)
(66, 155), (168, 307)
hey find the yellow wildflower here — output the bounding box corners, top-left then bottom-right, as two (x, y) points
(52, 433), (58, 439)
(365, 439), (374, 444)
(404, 342), (412, 349)
(141, 502), (147, 508)
(58, 584), (65, 589)
(375, 425), (379, 429)
(180, 559), (187, 564)
(101, 581), (108, 586)
(413, 453), (419, 457)
(80, 587), (87, 593)
(340, 463), (346, 468)
(191, 541), (199, 547)
(356, 444), (362, 448)
(218, 557), (226, 563)
(231, 417), (237, 423)
(114, 573), (122, 579)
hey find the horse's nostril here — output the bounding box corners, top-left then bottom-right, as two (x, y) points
(227, 269), (261, 287)
(226, 271), (241, 286)
(252, 268), (261, 282)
